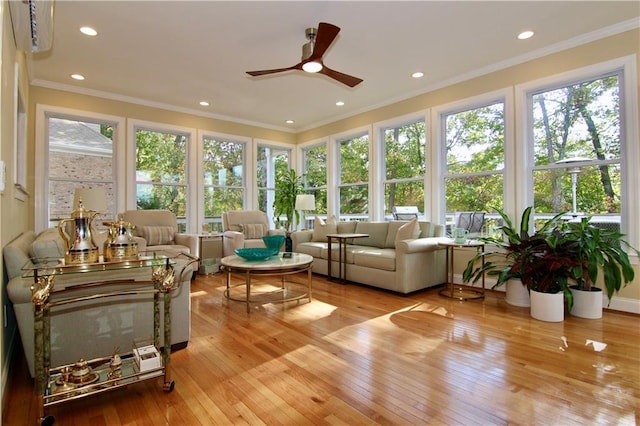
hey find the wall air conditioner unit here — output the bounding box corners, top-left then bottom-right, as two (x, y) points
(9, 0), (54, 52)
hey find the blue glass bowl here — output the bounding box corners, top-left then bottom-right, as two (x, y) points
(262, 235), (285, 251)
(234, 247), (278, 261)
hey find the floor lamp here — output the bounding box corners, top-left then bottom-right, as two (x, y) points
(295, 194), (316, 230)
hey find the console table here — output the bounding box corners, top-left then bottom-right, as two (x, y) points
(326, 233), (369, 283)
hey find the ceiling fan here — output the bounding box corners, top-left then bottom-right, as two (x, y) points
(246, 22), (363, 88)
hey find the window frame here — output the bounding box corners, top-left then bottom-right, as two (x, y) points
(432, 88), (513, 227)
(34, 104), (125, 232)
(331, 126), (371, 221)
(516, 55), (639, 249)
(373, 111), (428, 221)
(198, 130), (249, 233)
(127, 119), (197, 232)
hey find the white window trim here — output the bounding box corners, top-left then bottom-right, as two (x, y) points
(34, 104), (125, 233)
(254, 138), (295, 218)
(373, 110), (429, 221)
(515, 54), (639, 250)
(196, 129), (250, 232)
(330, 125), (372, 220)
(127, 119), (197, 232)
(431, 88), (513, 226)
(13, 62), (28, 201)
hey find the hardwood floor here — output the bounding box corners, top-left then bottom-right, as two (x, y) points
(3, 271), (639, 425)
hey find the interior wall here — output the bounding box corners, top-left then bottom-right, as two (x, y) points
(0, 0), (31, 412)
(296, 29), (640, 143)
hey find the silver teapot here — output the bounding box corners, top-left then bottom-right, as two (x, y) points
(58, 200), (100, 264)
(103, 217), (138, 261)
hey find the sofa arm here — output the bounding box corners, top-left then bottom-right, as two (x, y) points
(222, 230), (245, 256)
(396, 237), (447, 254)
(174, 233), (199, 256)
(291, 230), (313, 251)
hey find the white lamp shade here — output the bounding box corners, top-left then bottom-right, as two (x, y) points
(295, 194), (315, 211)
(73, 187), (107, 212)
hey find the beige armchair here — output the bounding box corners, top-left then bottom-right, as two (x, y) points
(121, 210), (199, 258)
(222, 210), (285, 256)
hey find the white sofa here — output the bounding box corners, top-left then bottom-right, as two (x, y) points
(291, 219), (448, 294)
(222, 210), (286, 256)
(3, 228), (195, 378)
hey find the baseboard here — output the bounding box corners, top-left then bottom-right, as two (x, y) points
(453, 273), (640, 315)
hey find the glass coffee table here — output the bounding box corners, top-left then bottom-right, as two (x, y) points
(220, 252), (313, 313)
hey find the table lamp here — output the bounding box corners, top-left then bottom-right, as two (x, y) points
(295, 194), (315, 230)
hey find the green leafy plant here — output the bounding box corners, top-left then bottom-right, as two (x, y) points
(272, 169), (304, 233)
(464, 207), (638, 309)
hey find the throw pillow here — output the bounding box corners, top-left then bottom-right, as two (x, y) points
(311, 215), (338, 242)
(137, 225), (175, 246)
(395, 218), (420, 246)
(242, 223), (267, 239)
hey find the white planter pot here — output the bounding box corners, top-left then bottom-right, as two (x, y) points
(505, 280), (530, 307)
(569, 286), (603, 319)
(530, 289), (564, 322)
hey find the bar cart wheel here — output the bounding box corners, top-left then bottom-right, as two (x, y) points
(163, 380), (175, 392)
(41, 415), (55, 426)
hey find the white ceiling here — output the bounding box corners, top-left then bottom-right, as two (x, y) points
(24, 1), (640, 132)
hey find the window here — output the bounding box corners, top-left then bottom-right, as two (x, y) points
(381, 120), (425, 219)
(46, 117), (116, 226)
(301, 143), (327, 225)
(257, 144), (290, 225)
(337, 133), (369, 220)
(135, 127), (189, 231)
(202, 136), (245, 233)
(443, 101), (505, 229)
(529, 73), (623, 231)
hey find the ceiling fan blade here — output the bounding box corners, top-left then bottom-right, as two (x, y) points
(308, 22), (340, 61)
(247, 63), (302, 76)
(319, 65), (363, 88)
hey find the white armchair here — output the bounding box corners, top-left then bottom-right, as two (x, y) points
(222, 210), (285, 256)
(121, 210), (199, 258)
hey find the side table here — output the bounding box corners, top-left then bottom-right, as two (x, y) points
(326, 233), (369, 283)
(438, 240), (485, 300)
(198, 234), (223, 274)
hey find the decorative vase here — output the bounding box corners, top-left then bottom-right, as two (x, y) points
(505, 279), (530, 307)
(569, 286), (603, 319)
(530, 289), (564, 322)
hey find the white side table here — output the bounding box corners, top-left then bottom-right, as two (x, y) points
(198, 234), (223, 274)
(438, 240), (485, 300)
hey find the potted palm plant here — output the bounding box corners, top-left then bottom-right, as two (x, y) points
(272, 169), (304, 250)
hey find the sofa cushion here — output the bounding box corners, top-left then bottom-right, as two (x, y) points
(352, 247), (396, 271)
(391, 218), (420, 248)
(312, 215), (337, 242)
(336, 221), (357, 234)
(353, 222), (388, 248)
(295, 242), (326, 258)
(242, 223), (267, 239)
(137, 225), (175, 246)
(30, 228), (66, 259)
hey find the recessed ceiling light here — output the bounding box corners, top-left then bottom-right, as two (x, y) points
(71, 74), (85, 81)
(80, 26), (97, 36)
(411, 72), (424, 78)
(285, 119), (294, 124)
(199, 101), (210, 106)
(518, 30), (534, 40)
(336, 101), (345, 106)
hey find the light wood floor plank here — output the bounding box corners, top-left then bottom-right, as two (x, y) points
(3, 272), (639, 425)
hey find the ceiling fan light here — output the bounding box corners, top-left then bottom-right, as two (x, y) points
(302, 61), (323, 73)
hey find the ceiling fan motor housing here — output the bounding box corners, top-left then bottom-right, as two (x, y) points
(302, 27), (317, 61)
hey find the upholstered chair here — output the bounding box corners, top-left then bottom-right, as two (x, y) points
(121, 210), (199, 258)
(222, 210), (285, 256)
